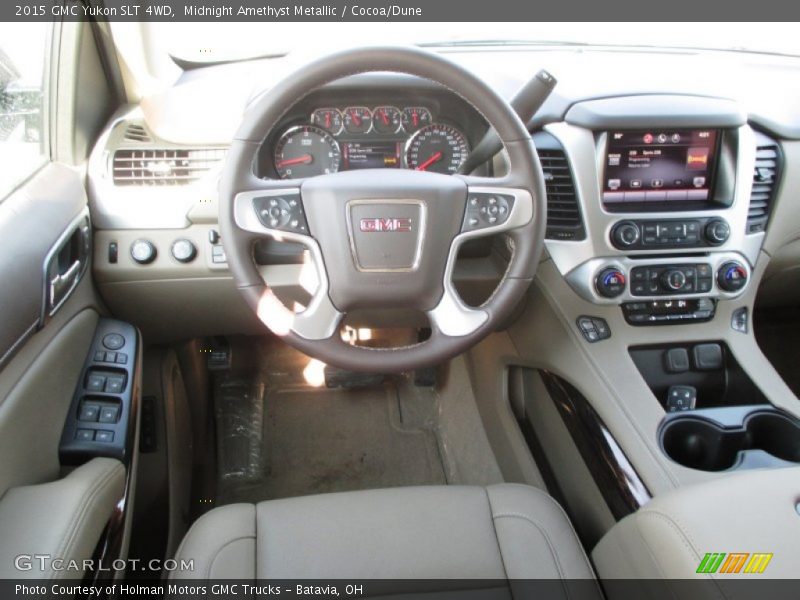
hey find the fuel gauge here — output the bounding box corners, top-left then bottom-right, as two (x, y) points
(311, 108), (343, 135)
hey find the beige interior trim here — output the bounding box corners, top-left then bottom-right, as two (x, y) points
(0, 457), (125, 579)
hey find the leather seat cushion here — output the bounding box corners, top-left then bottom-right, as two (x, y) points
(172, 484), (597, 583)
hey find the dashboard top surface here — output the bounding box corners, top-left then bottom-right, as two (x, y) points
(138, 46), (800, 145)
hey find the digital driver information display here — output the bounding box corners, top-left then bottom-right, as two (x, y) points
(602, 129), (719, 206)
(342, 142), (402, 170)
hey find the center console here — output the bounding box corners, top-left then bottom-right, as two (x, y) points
(543, 96), (769, 329)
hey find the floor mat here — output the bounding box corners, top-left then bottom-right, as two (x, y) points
(214, 343), (447, 504)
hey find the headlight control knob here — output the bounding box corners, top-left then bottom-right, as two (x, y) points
(717, 261), (748, 292)
(595, 267), (626, 298)
(171, 239), (197, 263)
(130, 239), (156, 264)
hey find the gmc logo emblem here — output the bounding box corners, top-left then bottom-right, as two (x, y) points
(359, 218), (412, 233)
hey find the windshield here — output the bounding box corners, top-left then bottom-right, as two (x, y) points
(153, 22), (800, 63)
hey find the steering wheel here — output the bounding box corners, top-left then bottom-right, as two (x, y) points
(219, 46), (546, 373)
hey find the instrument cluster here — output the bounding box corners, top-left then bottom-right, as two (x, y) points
(272, 105), (471, 179)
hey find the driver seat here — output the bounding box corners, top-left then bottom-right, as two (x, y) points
(171, 484), (598, 585)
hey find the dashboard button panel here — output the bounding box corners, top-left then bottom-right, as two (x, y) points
(630, 263), (713, 297)
(623, 298), (716, 325)
(610, 217), (729, 250)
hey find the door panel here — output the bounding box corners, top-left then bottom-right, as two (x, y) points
(0, 163), (90, 369)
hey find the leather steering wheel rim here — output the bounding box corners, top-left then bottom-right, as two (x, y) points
(219, 46), (547, 373)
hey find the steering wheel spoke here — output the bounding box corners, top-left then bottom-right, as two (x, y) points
(234, 187), (343, 341)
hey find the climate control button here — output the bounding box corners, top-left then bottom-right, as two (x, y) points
(596, 267), (626, 298)
(717, 261), (748, 292)
(662, 269), (687, 291)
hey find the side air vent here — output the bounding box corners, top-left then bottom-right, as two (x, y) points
(534, 134), (585, 241)
(123, 123), (152, 143)
(112, 148), (227, 185)
(747, 134), (782, 234)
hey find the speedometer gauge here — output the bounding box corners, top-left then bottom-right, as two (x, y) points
(405, 124), (469, 175)
(274, 125), (341, 179)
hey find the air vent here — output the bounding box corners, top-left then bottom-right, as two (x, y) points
(747, 135), (781, 234)
(538, 146), (586, 241)
(112, 148), (226, 185)
(123, 123), (151, 143)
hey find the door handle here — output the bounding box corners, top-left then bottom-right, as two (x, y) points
(49, 258), (81, 306)
(42, 210), (91, 322)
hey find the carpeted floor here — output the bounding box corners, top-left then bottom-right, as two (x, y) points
(214, 342), (447, 504)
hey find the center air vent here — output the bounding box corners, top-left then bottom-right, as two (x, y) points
(534, 133), (586, 241)
(112, 148), (227, 186)
(746, 133), (781, 234)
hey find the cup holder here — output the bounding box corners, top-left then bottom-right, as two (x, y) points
(661, 411), (800, 471)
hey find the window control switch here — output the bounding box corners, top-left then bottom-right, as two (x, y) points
(78, 403), (100, 422)
(98, 405), (120, 423)
(86, 375), (106, 392)
(95, 430), (114, 443)
(104, 376), (125, 394)
(75, 429), (95, 442)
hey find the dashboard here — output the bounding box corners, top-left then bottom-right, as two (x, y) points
(255, 87), (489, 179)
(84, 46), (800, 344)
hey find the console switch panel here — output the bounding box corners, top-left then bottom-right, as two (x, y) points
(666, 385), (697, 412)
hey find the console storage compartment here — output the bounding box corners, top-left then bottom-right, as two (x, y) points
(660, 407), (800, 471)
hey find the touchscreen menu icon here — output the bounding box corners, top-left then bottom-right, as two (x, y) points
(686, 147), (710, 170)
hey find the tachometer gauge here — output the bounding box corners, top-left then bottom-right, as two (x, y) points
(372, 106), (402, 134)
(405, 124), (469, 175)
(343, 107), (373, 134)
(310, 108), (343, 135)
(401, 107), (432, 133)
(274, 125), (341, 179)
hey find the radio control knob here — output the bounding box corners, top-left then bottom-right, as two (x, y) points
(662, 269), (687, 291)
(717, 261), (748, 292)
(705, 219), (730, 245)
(130, 239), (156, 264)
(611, 221), (641, 247)
(596, 267), (626, 298)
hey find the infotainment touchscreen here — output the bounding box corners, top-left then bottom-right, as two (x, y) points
(602, 129), (719, 207)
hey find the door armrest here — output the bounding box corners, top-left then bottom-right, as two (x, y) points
(0, 457), (124, 579)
